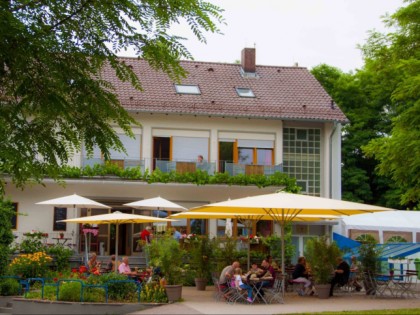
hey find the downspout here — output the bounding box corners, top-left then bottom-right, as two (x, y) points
(329, 121), (338, 199)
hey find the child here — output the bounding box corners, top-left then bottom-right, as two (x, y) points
(234, 267), (253, 303)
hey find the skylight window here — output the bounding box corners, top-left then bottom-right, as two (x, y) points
(175, 84), (201, 95)
(236, 87), (255, 98)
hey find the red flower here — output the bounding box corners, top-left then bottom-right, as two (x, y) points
(53, 277), (58, 282)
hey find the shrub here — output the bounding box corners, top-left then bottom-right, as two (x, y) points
(9, 252), (52, 279)
(46, 245), (73, 271)
(19, 231), (47, 254)
(59, 281), (82, 301)
(0, 200), (15, 276)
(140, 282), (168, 303)
(0, 278), (20, 296)
(83, 287), (106, 303)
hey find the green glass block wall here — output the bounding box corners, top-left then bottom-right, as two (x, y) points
(283, 128), (321, 196)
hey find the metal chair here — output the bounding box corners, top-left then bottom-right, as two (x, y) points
(263, 277), (284, 304)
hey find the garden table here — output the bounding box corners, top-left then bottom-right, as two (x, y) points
(52, 237), (72, 245)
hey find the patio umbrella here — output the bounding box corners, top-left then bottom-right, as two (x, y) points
(36, 194), (111, 263)
(187, 191), (395, 295)
(124, 196), (187, 213)
(169, 211), (340, 270)
(124, 196), (187, 236)
(59, 211), (176, 272)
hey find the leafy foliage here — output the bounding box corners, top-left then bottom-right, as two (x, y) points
(360, 0), (420, 208)
(140, 281), (168, 303)
(9, 252), (53, 279)
(149, 233), (186, 285)
(46, 245), (73, 272)
(304, 236), (341, 284)
(0, 200), (14, 276)
(188, 236), (215, 279)
(262, 223), (294, 266)
(0, 278), (20, 296)
(60, 163), (300, 191)
(0, 0), (224, 195)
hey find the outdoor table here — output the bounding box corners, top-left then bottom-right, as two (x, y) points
(52, 237), (72, 245)
(246, 276), (273, 304)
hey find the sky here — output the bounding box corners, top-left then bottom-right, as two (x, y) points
(120, 0), (403, 72)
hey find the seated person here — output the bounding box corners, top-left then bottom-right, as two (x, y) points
(244, 262), (264, 280)
(349, 255), (362, 291)
(118, 256), (138, 278)
(234, 267), (253, 303)
(292, 256), (314, 296)
(87, 252), (101, 274)
(266, 255), (280, 271)
(106, 254), (117, 272)
(329, 256), (350, 297)
(219, 261), (240, 286)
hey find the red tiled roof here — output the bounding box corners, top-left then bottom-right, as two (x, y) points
(102, 58), (348, 123)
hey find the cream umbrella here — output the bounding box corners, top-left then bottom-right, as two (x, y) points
(124, 197), (187, 238)
(124, 196), (187, 213)
(36, 194), (111, 263)
(59, 211), (176, 272)
(187, 191), (395, 296)
(169, 211), (340, 270)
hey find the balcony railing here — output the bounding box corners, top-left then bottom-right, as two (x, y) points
(155, 159), (216, 175)
(224, 162), (283, 176)
(82, 157), (145, 172)
(81, 157), (283, 177)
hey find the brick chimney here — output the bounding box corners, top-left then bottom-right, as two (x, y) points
(241, 48), (256, 73)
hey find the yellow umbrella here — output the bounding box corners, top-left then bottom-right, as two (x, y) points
(60, 211), (176, 272)
(187, 191), (395, 296)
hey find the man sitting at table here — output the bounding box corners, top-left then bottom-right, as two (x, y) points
(329, 256), (350, 297)
(118, 256), (138, 278)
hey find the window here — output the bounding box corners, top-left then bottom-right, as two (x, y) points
(53, 207), (67, 231)
(236, 87), (255, 98)
(175, 84), (201, 95)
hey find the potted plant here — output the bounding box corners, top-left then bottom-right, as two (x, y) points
(305, 235), (341, 299)
(189, 236), (215, 290)
(149, 233), (186, 302)
(359, 239), (381, 295)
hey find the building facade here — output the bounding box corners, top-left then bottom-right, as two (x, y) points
(5, 48), (347, 259)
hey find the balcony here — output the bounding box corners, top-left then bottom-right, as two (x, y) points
(82, 157), (145, 172)
(155, 160), (216, 175)
(224, 162), (283, 176)
(81, 157), (283, 177)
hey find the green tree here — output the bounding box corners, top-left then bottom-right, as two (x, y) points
(0, 200), (15, 275)
(311, 64), (396, 207)
(0, 0), (223, 195)
(361, 0), (420, 208)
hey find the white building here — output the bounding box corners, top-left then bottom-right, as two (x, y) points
(5, 48), (347, 259)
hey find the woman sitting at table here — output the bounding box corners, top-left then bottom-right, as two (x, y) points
(292, 256), (314, 296)
(234, 267), (253, 303)
(88, 252), (101, 275)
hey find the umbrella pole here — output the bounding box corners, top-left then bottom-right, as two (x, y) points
(84, 232), (88, 267)
(281, 220), (285, 297)
(115, 224), (119, 273)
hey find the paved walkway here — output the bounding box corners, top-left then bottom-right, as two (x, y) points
(128, 286), (420, 315)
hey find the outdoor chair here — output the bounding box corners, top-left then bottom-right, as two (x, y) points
(225, 280), (248, 304)
(211, 276), (228, 301)
(263, 276), (284, 304)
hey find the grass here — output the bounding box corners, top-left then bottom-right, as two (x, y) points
(289, 310), (420, 315)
